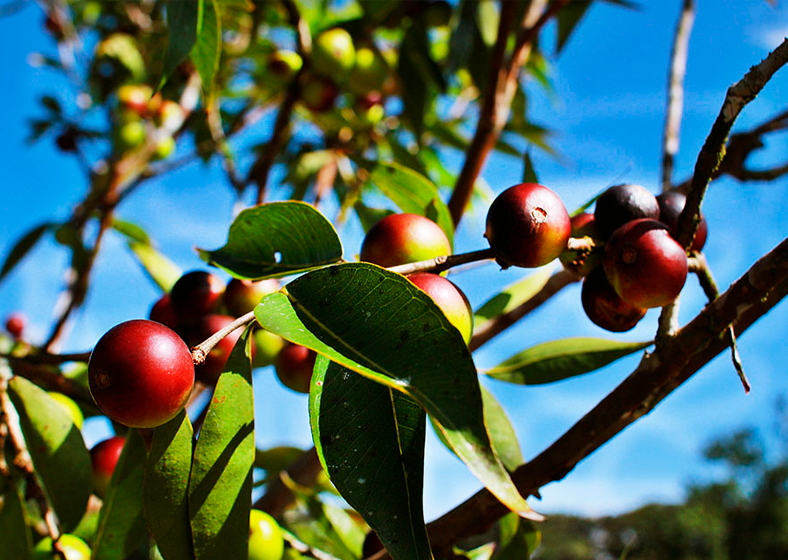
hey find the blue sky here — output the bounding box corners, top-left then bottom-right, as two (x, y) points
(1, 1), (787, 521)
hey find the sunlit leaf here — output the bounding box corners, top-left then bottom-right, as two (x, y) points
(473, 268), (553, 332)
(191, 0), (222, 102)
(128, 241), (182, 293)
(485, 338), (651, 385)
(112, 218), (150, 245)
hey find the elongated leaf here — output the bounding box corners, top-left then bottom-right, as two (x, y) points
(353, 202), (394, 234)
(473, 268), (553, 332)
(485, 338), (652, 385)
(492, 513), (541, 560)
(0, 222), (53, 280)
(310, 358), (433, 560)
(7, 376), (91, 532)
(144, 410), (195, 560)
(191, 0), (221, 102)
(0, 484), (31, 558)
(112, 218), (150, 244)
(198, 202), (343, 280)
(160, 0), (200, 89)
(474, 0), (499, 47)
(522, 151), (538, 184)
(93, 429), (148, 560)
(255, 263), (540, 520)
(189, 328), (255, 560)
(128, 241), (182, 293)
(370, 162), (454, 246)
(556, 1), (591, 54)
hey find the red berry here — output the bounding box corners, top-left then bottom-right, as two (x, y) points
(223, 278), (279, 317)
(149, 294), (179, 330)
(189, 314), (249, 384)
(594, 184), (660, 239)
(360, 213), (451, 268)
(656, 191), (708, 252)
(581, 267), (646, 332)
(88, 320), (194, 428)
(5, 313), (25, 339)
(407, 273), (473, 343)
(169, 270), (225, 324)
(485, 183), (571, 268)
(603, 219), (688, 309)
(275, 343), (316, 394)
(90, 436), (126, 498)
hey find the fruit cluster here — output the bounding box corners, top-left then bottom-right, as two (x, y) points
(111, 84), (183, 159)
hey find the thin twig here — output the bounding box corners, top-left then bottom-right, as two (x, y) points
(191, 311), (257, 365)
(661, 0), (696, 191)
(388, 248), (496, 276)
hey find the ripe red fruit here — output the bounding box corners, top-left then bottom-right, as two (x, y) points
(485, 183), (571, 268)
(148, 294), (179, 329)
(656, 191), (708, 252)
(223, 278), (279, 317)
(189, 314), (248, 384)
(169, 270), (226, 324)
(603, 219), (688, 309)
(5, 313), (25, 338)
(360, 213), (451, 268)
(559, 212), (601, 277)
(275, 343), (316, 394)
(301, 77), (339, 113)
(594, 184), (660, 239)
(581, 267), (646, 332)
(407, 273), (473, 343)
(90, 436), (126, 498)
(88, 320), (194, 428)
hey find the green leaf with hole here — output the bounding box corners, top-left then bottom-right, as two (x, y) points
(255, 263), (541, 520)
(485, 338), (652, 385)
(473, 268), (553, 332)
(370, 162), (454, 247)
(128, 241), (182, 293)
(160, 0), (200, 90)
(0, 484), (31, 558)
(189, 328), (255, 560)
(198, 202), (343, 280)
(93, 429), (148, 560)
(191, 0), (221, 102)
(310, 357), (432, 560)
(0, 222), (54, 280)
(7, 376), (91, 532)
(144, 410), (195, 560)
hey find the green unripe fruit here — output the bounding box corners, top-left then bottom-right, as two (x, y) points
(360, 213), (451, 268)
(267, 49), (303, 88)
(312, 28), (356, 79)
(49, 392), (84, 429)
(253, 328), (285, 369)
(115, 120), (146, 151)
(249, 509), (285, 560)
(407, 273), (473, 343)
(33, 534), (91, 560)
(153, 135), (175, 160)
(347, 47), (388, 95)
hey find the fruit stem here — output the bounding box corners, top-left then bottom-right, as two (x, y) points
(388, 248), (496, 276)
(191, 311), (257, 365)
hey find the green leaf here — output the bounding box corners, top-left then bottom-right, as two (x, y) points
(128, 241), (182, 293)
(353, 202), (395, 234)
(189, 328), (255, 560)
(7, 376), (91, 532)
(255, 263), (541, 520)
(398, 22), (445, 137)
(492, 513), (541, 560)
(522, 151), (538, 184)
(473, 268), (553, 332)
(474, 0), (499, 47)
(556, 1), (591, 54)
(0, 222), (54, 280)
(282, 492), (359, 560)
(144, 410), (195, 560)
(198, 202), (343, 280)
(191, 0), (222, 102)
(0, 484), (31, 558)
(485, 338), (652, 385)
(112, 218), (150, 244)
(310, 358), (433, 560)
(370, 162), (454, 246)
(160, 0), (200, 90)
(92, 430), (149, 560)
(254, 446), (303, 472)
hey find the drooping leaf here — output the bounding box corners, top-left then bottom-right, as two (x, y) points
(0, 222), (54, 280)
(370, 162), (454, 246)
(0, 484), (31, 558)
(255, 263), (541, 520)
(7, 376), (91, 532)
(191, 0), (222, 102)
(198, 202), (343, 280)
(189, 328), (255, 560)
(92, 429), (149, 560)
(310, 357), (433, 560)
(473, 268), (553, 332)
(491, 513), (541, 560)
(144, 410), (195, 560)
(112, 218), (150, 245)
(485, 338), (652, 385)
(128, 241), (182, 293)
(160, 0), (200, 90)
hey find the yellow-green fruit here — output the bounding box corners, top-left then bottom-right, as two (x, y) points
(252, 329), (285, 368)
(115, 120), (146, 151)
(266, 50), (303, 88)
(153, 135), (175, 160)
(49, 392), (84, 429)
(347, 47), (388, 95)
(33, 534), (91, 560)
(249, 509), (285, 560)
(312, 28), (356, 79)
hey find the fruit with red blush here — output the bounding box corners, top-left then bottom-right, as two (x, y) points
(90, 435), (126, 498)
(593, 184), (660, 239)
(581, 267), (646, 332)
(275, 343), (317, 394)
(359, 213), (451, 268)
(407, 272), (473, 343)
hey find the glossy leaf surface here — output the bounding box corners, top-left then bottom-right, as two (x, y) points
(198, 202), (343, 280)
